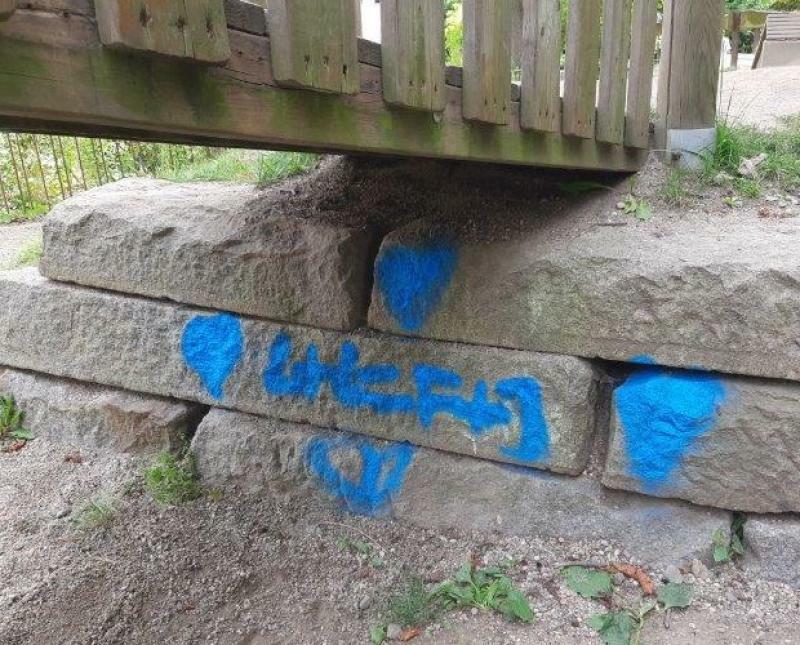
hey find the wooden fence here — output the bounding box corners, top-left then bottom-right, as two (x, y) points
(0, 0), (724, 173)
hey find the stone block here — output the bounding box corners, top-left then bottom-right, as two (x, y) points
(744, 515), (800, 588)
(193, 408), (731, 566)
(0, 269), (599, 474)
(602, 363), (800, 513)
(0, 366), (196, 454)
(40, 179), (376, 331)
(367, 209), (800, 382)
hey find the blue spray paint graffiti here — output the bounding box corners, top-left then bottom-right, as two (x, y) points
(181, 313), (244, 399)
(306, 435), (416, 515)
(375, 241), (458, 332)
(615, 360), (726, 489)
(264, 333), (550, 463)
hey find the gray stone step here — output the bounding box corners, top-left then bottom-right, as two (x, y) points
(192, 408), (731, 567)
(744, 516), (800, 589)
(602, 364), (800, 513)
(367, 209), (800, 382)
(40, 179), (376, 331)
(0, 269), (599, 474)
(0, 367), (198, 454)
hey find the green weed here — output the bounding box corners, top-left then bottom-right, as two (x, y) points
(388, 578), (446, 628)
(143, 450), (202, 505)
(14, 236), (43, 268)
(0, 202), (48, 225)
(0, 395), (33, 442)
(256, 151), (318, 186)
(662, 167), (691, 206)
(75, 499), (116, 530)
(713, 513), (746, 564)
(157, 149), (318, 185)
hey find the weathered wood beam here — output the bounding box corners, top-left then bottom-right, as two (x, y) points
(625, 0), (658, 148)
(596, 0), (632, 145)
(519, 0), (562, 133)
(562, 0), (603, 139)
(0, 6), (646, 171)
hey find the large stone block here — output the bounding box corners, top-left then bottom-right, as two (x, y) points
(744, 516), (800, 588)
(602, 363), (800, 513)
(193, 408), (731, 566)
(0, 269), (599, 474)
(0, 367), (196, 454)
(368, 210), (800, 382)
(40, 179), (375, 331)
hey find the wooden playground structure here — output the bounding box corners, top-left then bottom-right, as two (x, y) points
(0, 0), (724, 173)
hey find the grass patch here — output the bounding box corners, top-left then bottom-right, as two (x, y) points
(157, 149), (318, 185)
(388, 578), (446, 628)
(0, 202), (49, 225)
(0, 395), (33, 442)
(14, 236), (43, 268)
(662, 167), (691, 206)
(75, 498), (116, 530)
(143, 450), (202, 505)
(701, 117), (800, 192)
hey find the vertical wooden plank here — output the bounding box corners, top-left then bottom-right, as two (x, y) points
(268, 0), (360, 94)
(95, 0), (230, 63)
(0, 0), (15, 20)
(462, 0), (513, 125)
(381, 0), (446, 112)
(624, 0), (658, 148)
(562, 0), (603, 139)
(657, 0), (724, 136)
(519, 0), (562, 133)
(596, 0), (632, 144)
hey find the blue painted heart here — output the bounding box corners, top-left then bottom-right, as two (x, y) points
(305, 435), (416, 516)
(614, 360), (726, 490)
(375, 240), (458, 332)
(181, 313), (244, 400)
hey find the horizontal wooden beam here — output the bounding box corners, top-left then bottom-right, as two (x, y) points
(0, 4), (647, 171)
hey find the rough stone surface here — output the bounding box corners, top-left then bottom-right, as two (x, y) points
(603, 364), (800, 512)
(0, 269), (599, 474)
(0, 367), (195, 454)
(744, 515), (800, 588)
(40, 179), (376, 331)
(368, 208), (800, 382)
(193, 408), (731, 566)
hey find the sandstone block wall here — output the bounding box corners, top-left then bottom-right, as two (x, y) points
(4, 175), (800, 576)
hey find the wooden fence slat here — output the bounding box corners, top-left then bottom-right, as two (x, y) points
(562, 0), (603, 139)
(519, 0), (561, 133)
(462, 0), (513, 125)
(596, 0), (632, 144)
(95, 0), (230, 64)
(0, 0), (15, 20)
(380, 0), (445, 112)
(268, 0), (360, 94)
(625, 0), (658, 148)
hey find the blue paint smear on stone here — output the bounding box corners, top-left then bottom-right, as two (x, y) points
(615, 360), (726, 489)
(306, 436), (417, 516)
(181, 313), (244, 400)
(495, 377), (550, 462)
(376, 241), (458, 332)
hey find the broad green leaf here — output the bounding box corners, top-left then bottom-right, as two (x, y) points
(635, 201), (653, 221)
(658, 583), (694, 610)
(454, 563), (473, 584)
(587, 612), (637, 645)
(731, 533), (745, 556)
(10, 427), (33, 440)
(562, 566), (614, 599)
(498, 588), (535, 623)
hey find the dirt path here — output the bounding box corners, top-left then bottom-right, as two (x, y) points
(1, 438), (798, 645)
(719, 66), (800, 129)
(0, 222), (42, 269)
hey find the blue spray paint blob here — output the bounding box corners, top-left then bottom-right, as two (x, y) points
(306, 436), (416, 516)
(181, 313), (244, 400)
(615, 361), (726, 489)
(376, 241), (458, 332)
(495, 377), (550, 463)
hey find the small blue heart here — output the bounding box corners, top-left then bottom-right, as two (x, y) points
(181, 313), (244, 400)
(376, 241), (458, 332)
(306, 436), (416, 516)
(614, 360), (726, 489)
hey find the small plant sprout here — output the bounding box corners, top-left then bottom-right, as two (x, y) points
(75, 498), (116, 530)
(0, 395), (34, 443)
(143, 450), (202, 505)
(713, 514), (746, 564)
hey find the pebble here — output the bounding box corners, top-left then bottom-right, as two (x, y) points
(690, 559), (710, 580)
(386, 623), (402, 640)
(357, 595), (371, 611)
(664, 565), (684, 584)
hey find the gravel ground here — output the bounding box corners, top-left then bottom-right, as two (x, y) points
(719, 66), (800, 129)
(0, 222), (41, 269)
(1, 438), (800, 645)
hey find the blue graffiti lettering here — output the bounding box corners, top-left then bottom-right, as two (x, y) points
(181, 313), (244, 400)
(306, 435), (416, 516)
(375, 241), (458, 332)
(615, 359), (726, 489)
(495, 377), (550, 462)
